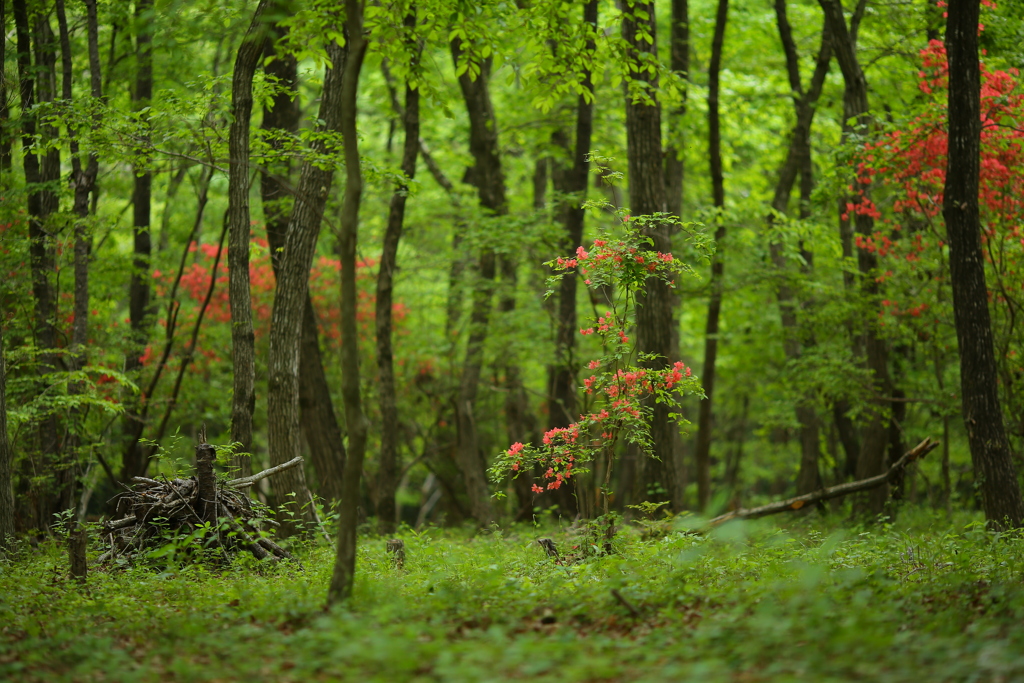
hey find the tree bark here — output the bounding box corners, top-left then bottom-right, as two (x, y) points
(266, 36), (347, 535)
(376, 13), (421, 535)
(767, 4), (832, 495)
(0, 313), (13, 553)
(0, 0), (11, 172)
(329, 0), (369, 605)
(665, 0), (689, 220)
(820, 0), (892, 514)
(56, 0), (103, 518)
(123, 0), (155, 483)
(548, 0), (597, 434)
(227, 0), (269, 479)
(449, 39), (507, 526)
(693, 0), (729, 512)
(622, 1), (681, 510)
(259, 23), (346, 502)
(943, 0), (1024, 529)
(14, 0), (62, 528)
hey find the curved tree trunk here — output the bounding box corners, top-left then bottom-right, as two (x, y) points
(768, 3), (832, 495)
(943, 0), (1024, 529)
(329, 0), (369, 605)
(376, 13), (421, 535)
(449, 40), (508, 526)
(693, 0), (729, 512)
(227, 0), (269, 478)
(819, 0), (892, 516)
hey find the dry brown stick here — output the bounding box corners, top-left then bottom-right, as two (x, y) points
(256, 535), (295, 562)
(611, 589), (640, 618)
(707, 437), (939, 527)
(104, 515), (138, 529)
(225, 516), (272, 561)
(225, 456), (304, 488)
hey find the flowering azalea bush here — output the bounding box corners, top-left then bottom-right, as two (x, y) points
(489, 220), (703, 508)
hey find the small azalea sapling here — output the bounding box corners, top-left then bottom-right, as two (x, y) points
(489, 217), (705, 515)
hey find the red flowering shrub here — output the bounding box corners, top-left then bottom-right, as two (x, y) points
(489, 222), (703, 506)
(847, 28), (1024, 432)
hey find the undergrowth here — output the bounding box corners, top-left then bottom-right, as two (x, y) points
(2, 507), (1023, 682)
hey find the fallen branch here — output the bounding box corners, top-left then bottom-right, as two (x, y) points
(226, 456), (304, 488)
(611, 588), (641, 618)
(707, 437), (939, 527)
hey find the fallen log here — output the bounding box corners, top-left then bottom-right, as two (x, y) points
(706, 437), (939, 527)
(98, 431), (303, 565)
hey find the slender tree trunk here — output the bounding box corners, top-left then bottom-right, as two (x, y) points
(820, 0), (892, 515)
(266, 37), (347, 535)
(0, 1), (11, 173)
(329, 0), (369, 604)
(943, 0), (1024, 529)
(123, 0), (155, 482)
(548, 0), (597, 435)
(260, 23), (346, 502)
(449, 40), (508, 526)
(622, 1), (681, 510)
(665, 0), (689, 219)
(768, 4), (832, 495)
(376, 13), (420, 535)
(0, 310), (13, 552)
(693, 0), (729, 512)
(227, 0), (269, 477)
(15, 0), (61, 527)
(56, 0), (103, 518)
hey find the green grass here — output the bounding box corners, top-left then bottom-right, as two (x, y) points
(3, 509), (1024, 682)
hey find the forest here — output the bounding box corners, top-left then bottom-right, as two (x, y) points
(2, 0), (1024, 680)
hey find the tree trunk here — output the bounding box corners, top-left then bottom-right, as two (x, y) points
(819, 0), (892, 515)
(0, 311), (13, 553)
(548, 0), (597, 435)
(123, 0), (155, 483)
(693, 0), (729, 512)
(665, 0), (689, 220)
(376, 14), (421, 535)
(622, 1), (681, 510)
(227, 0), (269, 478)
(266, 37), (347, 535)
(259, 23), (346, 502)
(14, 0), (62, 528)
(449, 39), (508, 526)
(943, 0), (1024, 529)
(0, 1), (11, 172)
(767, 3), (831, 495)
(329, 0), (369, 604)
(56, 0), (103, 518)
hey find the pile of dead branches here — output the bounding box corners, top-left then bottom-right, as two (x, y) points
(98, 431), (303, 565)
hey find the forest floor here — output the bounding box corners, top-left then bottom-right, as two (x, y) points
(1, 508), (1023, 682)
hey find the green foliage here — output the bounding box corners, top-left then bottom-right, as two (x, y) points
(3, 513), (1024, 680)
